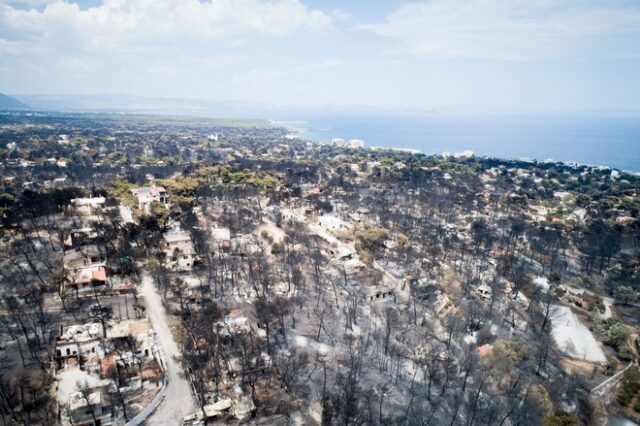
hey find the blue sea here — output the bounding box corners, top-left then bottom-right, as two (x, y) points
(281, 112), (640, 172)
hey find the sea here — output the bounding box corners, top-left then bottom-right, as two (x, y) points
(278, 112), (640, 172)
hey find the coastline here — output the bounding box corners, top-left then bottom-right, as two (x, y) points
(272, 114), (640, 174)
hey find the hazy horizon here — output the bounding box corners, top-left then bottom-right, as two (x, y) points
(6, 92), (640, 120)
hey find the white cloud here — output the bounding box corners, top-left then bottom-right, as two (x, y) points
(0, 0), (332, 54)
(0, 0), (334, 97)
(362, 0), (640, 60)
(3, 0), (57, 8)
(300, 58), (341, 71)
(330, 8), (351, 23)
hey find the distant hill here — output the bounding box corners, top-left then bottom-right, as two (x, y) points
(14, 94), (282, 119)
(0, 93), (30, 110)
(12, 94), (422, 120)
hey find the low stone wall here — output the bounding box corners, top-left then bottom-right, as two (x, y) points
(591, 362), (634, 398)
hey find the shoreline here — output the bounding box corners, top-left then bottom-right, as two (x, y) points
(276, 122), (640, 175)
(272, 114), (640, 173)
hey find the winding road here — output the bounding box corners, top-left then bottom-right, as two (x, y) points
(139, 271), (196, 425)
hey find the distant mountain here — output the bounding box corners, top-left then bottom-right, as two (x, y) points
(8, 93), (638, 120)
(14, 94), (288, 119)
(0, 93), (30, 110)
(12, 94), (428, 120)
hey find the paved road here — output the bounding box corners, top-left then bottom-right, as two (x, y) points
(139, 271), (196, 425)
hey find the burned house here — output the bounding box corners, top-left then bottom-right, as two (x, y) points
(55, 323), (104, 371)
(63, 245), (108, 294)
(67, 388), (113, 426)
(163, 230), (198, 271)
(70, 196), (106, 217)
(365, 286), (395, 303)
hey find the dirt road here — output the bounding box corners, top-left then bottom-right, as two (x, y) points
(139, 271), (196, 425)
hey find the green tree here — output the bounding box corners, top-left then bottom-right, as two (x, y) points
(544, 411), (583, 426)
(490, 340), (521, 366)
(607, 320), (631, 350)
(396, 234), (409, 251)
(617, 366), (640, 406)
(614, 285), (637, 306)
(154, 177), (199, 204)
(356, 226), (388, 252)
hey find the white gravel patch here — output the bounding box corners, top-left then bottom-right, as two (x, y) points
(550, 305), (606, 364)
(533, 276), (549, 291)
(293, 335), (331, 355)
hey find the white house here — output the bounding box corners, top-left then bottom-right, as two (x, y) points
(131, 186), (168, 214)
(348, 139), (365, 149)
(71, 197), (106, 216)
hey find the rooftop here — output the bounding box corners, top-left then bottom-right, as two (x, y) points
(108, 319), (151, 340)
(71, 197), (106, 207)
(164, 231), (192, 244)
(70, 265), (107, 284)
(131, 186), (166, 196)
(60, 323), (102, 342)
(69, 390), (103, 411)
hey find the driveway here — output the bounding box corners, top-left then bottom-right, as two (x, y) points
(139, 271), (196, 425)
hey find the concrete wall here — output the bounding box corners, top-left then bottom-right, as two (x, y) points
(124, 378), (167, 426)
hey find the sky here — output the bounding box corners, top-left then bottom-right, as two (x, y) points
(1, 0), (640, 113)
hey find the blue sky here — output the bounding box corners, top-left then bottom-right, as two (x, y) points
(1, 0), (640, 113)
